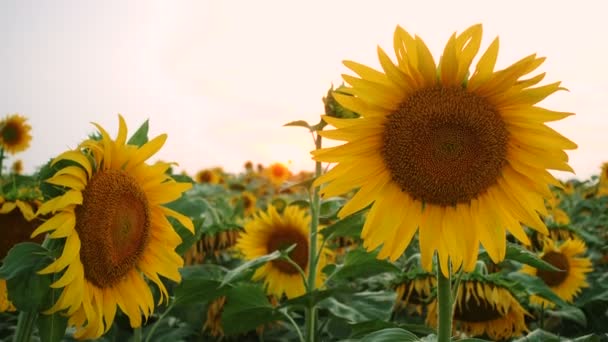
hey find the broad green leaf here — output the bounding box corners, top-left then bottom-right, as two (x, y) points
(485, 243), (561, 271)
(546, 306), (587, 326)
(507, 273), (584, 314)
(127, 119), (149, 146)
(0, 242), (49, 279)
(173, 265), (228, 306)
(281, 288), (343, 309)
(320, 211), (365, 239)
(328, 249), (400, 281)
(349, 320), (399, 338)
(319, 290), (396, 323)
(514, 329), (562, 342)
(358, 328), (419, 342)
(220, 249), (283, 287)
(221, 283), (281, 335)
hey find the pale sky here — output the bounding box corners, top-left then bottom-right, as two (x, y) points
(1, 0), (607, 180)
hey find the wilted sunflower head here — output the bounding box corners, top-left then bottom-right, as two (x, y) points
(0, 197), (44, 313)
(427, 279), (529, 340)
(312, 24), (576, 275)
(31, 115), (193, 339)
(393, 272), (436, 314)
(236, 205), (331, 299)
(521, 238), (592, 307)
(0, 114), (32, 155)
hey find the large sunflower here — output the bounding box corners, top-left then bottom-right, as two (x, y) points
(32, 115), (194, 339)
(0, 114), (32, 154)
(312, 24), (576, 274)
(521, 238), (592, 307)
(236, 205), (331, 299)
(427, 280), (529, 340)
(0, 197), (43, 312)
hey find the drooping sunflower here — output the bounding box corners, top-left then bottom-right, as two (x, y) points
(236, 205), (331, 299)
(184, 228), (242, 265)
(521, 238), (592, 307)
(393, 272), (436, 315)
(0, 114), (32, 155)
(0, 197), (43, 312)
(196, 168), (223, 184)
(203, 296), (227, 338)
(312, 24), (576, 274)
(11, 159), (24, 175)
(427, 280), (529, 340)
(32, 115), (193, 339)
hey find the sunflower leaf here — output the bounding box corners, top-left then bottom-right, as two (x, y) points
(36, 311), (68, 342)
(219, 249), (284, 287)
(221, 283), (281, 335)
(283, 120), (312, 130)
(327, 248), (400, 281)
(320, 210), (366, 239)
(173, 265), (228, 306)
(490, 242), (561, 271)
(127, 119), (149, 147)
(354, 328), (420, 342)
(507, 272), (584, 311)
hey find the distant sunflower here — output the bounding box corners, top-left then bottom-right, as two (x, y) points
(0, 197), (43, 312)
(236, 205), (331, 299)
(393, 272), (436, 315)
(32, 115), (193, 339)
(521, 238), (592, 307)
(0, 114), (32, 154)
(184, 228), (242, 265)
(265, 163), (291, 186)
(234, 191), (257, 217)
(196, 169), (222, 184)
(312, 24), (575, 274)
(11, 159), (23, 175)
(597, 162), (608, 196)
(427, 280), (529, 340)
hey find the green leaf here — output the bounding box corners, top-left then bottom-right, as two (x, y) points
(514, 328), (562, 342)
(546, 305), (587, 326)
(221, 283), (281, 335)
(37, 311), (68, 342)
(487, 243), (561, 271)
(283, 120), (312, 130)
(0, 242), (49, 279)
(349, 320), (400, 338)
(280, 288), (343, 309)
(220, 249), (283, 287)
(328, 249), (400, 281)
(320, 211), (366, 239)
(358, 328), (419, 342)
(127, 119), (149, 146)
(507, 273), (582, 311)
(173, 265), (228, 307)
(319, 291), (396, 323)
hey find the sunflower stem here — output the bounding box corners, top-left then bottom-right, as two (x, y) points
(13, 310), (38, 342)
(304, 126), (325, 342)
(145, 301), (175, 342)
(133, 326), (142, 342)
(0, 147), (4, 179)
(437, 262), (453, 342)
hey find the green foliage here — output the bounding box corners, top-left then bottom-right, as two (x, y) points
(221, 283), (282, 335)
(127, 119), (149, 147)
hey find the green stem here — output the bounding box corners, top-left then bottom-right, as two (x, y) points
(281, 309), (305, 342)
(283, 253), (309, 292)
(145, 302), (175, 342)
(304, 125), (325, 342)
(0, 147), (5, 179)
(436, 263), (453, 342)
(13, 310), (38, 342)
(133, 326), (142, 342)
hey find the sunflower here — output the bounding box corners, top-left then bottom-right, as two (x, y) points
(597, 162), (608, 196)
(427, 280), (529, 340)
(0, 114), (32, 155)
(521, 238), (592, 307)
(32, 115), (193, 339)
(203, 296), (227, 338)
(232, 191), (257, 217)
(11, 159), (23, 175)
(236, 205), (331, 299)
(311, 24), (575, 275)
(265, 162), (291, 187)
(184, 228), (242, 265)
(196, 168), (223, 184)
(0, 197), (43, 312)
(393, 272), (436, 315)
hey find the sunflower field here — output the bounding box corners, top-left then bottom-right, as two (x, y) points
(1, 24), (608, 342)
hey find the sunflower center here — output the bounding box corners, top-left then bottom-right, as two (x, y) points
(75, 169), (151, 288)
(454, 291), (503, 322)
(1, 122), (19, 143)
(537, 251), (570, 286)
(267, 228), (309, 275)
(382, 86), (509, 205)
